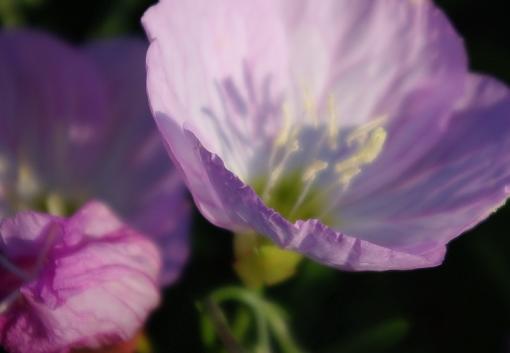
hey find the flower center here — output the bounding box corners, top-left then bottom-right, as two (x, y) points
(204, 73), (387, 225)
(2, 158), (84, 217)
(250, 95), (387, 224)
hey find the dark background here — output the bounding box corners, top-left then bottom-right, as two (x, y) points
(1, 0), (509, 352)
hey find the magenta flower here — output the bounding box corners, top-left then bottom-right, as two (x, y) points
(0, 202), (160, 353)
(143, 0), (510, 271)
(0, 30), (190, 352)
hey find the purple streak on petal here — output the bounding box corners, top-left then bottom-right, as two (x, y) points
(0, 202), (161, 353)
(142, 0), (289, 180)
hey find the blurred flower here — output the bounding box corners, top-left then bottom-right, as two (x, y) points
(0, 202), (160, 353)
(143, 0), (510, 271)
(0, 30), (190, 352)
(0, 30), (190, 284)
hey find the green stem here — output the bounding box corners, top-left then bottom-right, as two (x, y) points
(212, 287), (272, 353)
(204, 298), (248, 353)
(210, 286), (307, 353)
(263, 302), (303, 353)
(232, 307), (251, 342)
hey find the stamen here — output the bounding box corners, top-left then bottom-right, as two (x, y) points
(16, 161), (40, 201)
(254, 85), (388, 226)
(262, 102), (299, 195)
(303, 160), (329, 183)
(303, 88), (318, 127)
(274, 102), (293, 147)
(263, 103), (297, 195)
(327, 96), (339, 149)
(335, 126), (387, 187)
(262, 140), (300, 200)
(46, 193), (66, 216)
(346, 115), (387, 146)
(289, 160), (328, 218)
(314, 125), (387, 219)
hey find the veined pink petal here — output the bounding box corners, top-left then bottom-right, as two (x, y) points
(0, 202), (161, 353)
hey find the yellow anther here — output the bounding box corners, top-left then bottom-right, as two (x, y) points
(302, 87), (318, 126)
(337, 166), (362, 187)
(327, 95), (339, 149)
(357, 127), (387, 164)
(289, 140), (300, 153)
(275, 102), (292, 147)
(271, 93), (388, 203)
(346, 115), (387, 147)
(335, 125), (387, 187)
(337, 127), (387, 170)
(263, 139), (301, 199)
(16, 161), (40, 199)
(46, 193), (66, 217)
(303, 160), (328, 182)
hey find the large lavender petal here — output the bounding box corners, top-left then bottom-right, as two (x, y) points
(0, 202), (160, 353)
(144, 0), (508, 270)
(143, 0), (468, 231)
(84, 39), (190, 285)
(282, 0), (467, 125)
(338, 74), (510, 250)
(144, 1), (292, 228)
(287, 0), (467, 206)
